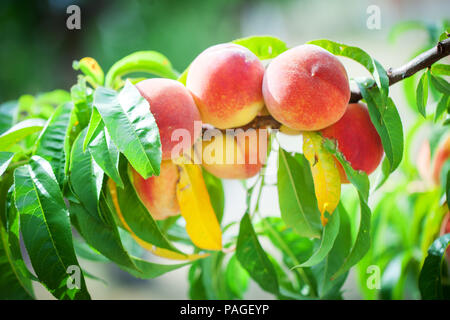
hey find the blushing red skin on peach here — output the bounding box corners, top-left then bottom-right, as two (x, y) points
(186, 43), (265, 129)
(136, 78), (201, 160)
(321, 103), (384, 183)
(131, 161), (180, 220)
(263, 44), (350, 131)
(432, 136), (450, 185)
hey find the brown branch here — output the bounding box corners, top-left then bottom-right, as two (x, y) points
(203, 38), (450, 132)
(350, 37), (450, 102)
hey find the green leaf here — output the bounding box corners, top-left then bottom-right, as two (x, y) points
(416, 70), (429, 117)
(35, 102), (76, 186)
(277, 149), (322, 238)
(0, 101), (18, 135)
(69, 199), (137, 271)
(0, 119), (46, 151)
(88, 125), (123, 188)
(177, 67), (189, 86)
(225, 254), (250, 299)
(116, 159), (181, 253)
(431, 75), (450, 95)
(232, 35), (288, 60)
(71, 77), (93, 128)
(0, 152), (14, 176)
(312, 203), (352, 298)
(356, 83), (404, 175)
(105, 51), (179, 89)
(419, 234), (450, 299)
(123, 257), (191, 279)
(431, 63), (450, 76)
(294, 209), (340, 268)
(435, 94), (449, 122)
(0, 187), (34, 299)
(202, 168), (225, 224)
(14, 156), (90, 299)
(93, 81), (161, 179)
(332, 194), (371, 280)
(323, 139), (372, 279)
(73, 239), (109, 263)
(236, 212), (279, 295)
(83, 108), (102, 151)
(199, 252), (229, 299)
(69, 129), (104, 217)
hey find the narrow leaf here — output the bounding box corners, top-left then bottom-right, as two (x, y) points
(416, 70), (429, 117)
(93, 81), (161, 178)
(302, 132), (341, 224)
(294, 210), (340, 268)
(35, 102), (76, 185)
(431, 75), (450, 95)
(232, 36), (288, 60)
(105, 51), (179, 88)
(69, 129), (104, 217)
(236, 212), (279, 294)
(277, 149), (322, 238)
(14, 156), (90, 299)
(0, 119), (46, 151)
(0, 152), (14, 176)
(176, 163), (222, 250)
(419, 234), (450, 299)
(88, 126), (123, 188)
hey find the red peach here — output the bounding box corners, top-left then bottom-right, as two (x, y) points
(186, 43), (265, 129)
(263, 44), (350, 131)
(321, 103), (383, 183)
(130, 160), (180, 220)
(136, 78), (201, 160)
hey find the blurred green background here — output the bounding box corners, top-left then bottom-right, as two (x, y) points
(1, 0), (449, 300)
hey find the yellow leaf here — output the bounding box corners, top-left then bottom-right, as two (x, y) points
(302, 132), (341, 225)
(108, 179), (207, 261)
(176, 163), (223, 250)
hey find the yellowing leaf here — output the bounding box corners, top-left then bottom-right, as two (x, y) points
(302, 132), (341, 225)
(176, 163), (222, 250)
(108, 179), (206, 261)
(73, 57), (104, 85)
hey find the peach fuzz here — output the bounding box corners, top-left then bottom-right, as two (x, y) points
(136, 78), (201, 160)
(320, 103), (383, 183)
(195, 129), (267, 179)
(129, 161), (180, 220)
(186, 43), (265, 129)
(263, 44), (350, 131)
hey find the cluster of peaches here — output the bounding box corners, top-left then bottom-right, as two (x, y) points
(131, 42), (385, 220)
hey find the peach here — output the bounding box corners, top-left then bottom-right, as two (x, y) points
(432, 135), (450, 185)
(129, 160), (180, 220)
(186, 43), (265, 129)
(136, 78), (201, 160)
(195, 129), (268, 179)
(263, 44), (350, 131)
(320, 103), (383, 183)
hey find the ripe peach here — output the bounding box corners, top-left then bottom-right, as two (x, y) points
(129, 160), (180, 220)
(136, 78), (201, 160)
(432, 135), (450, 185)
(321, 103), (383, 183)
(186, 43), (265, 129)
(195, 129), (268, 179)
(263, 44), (350, 131)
